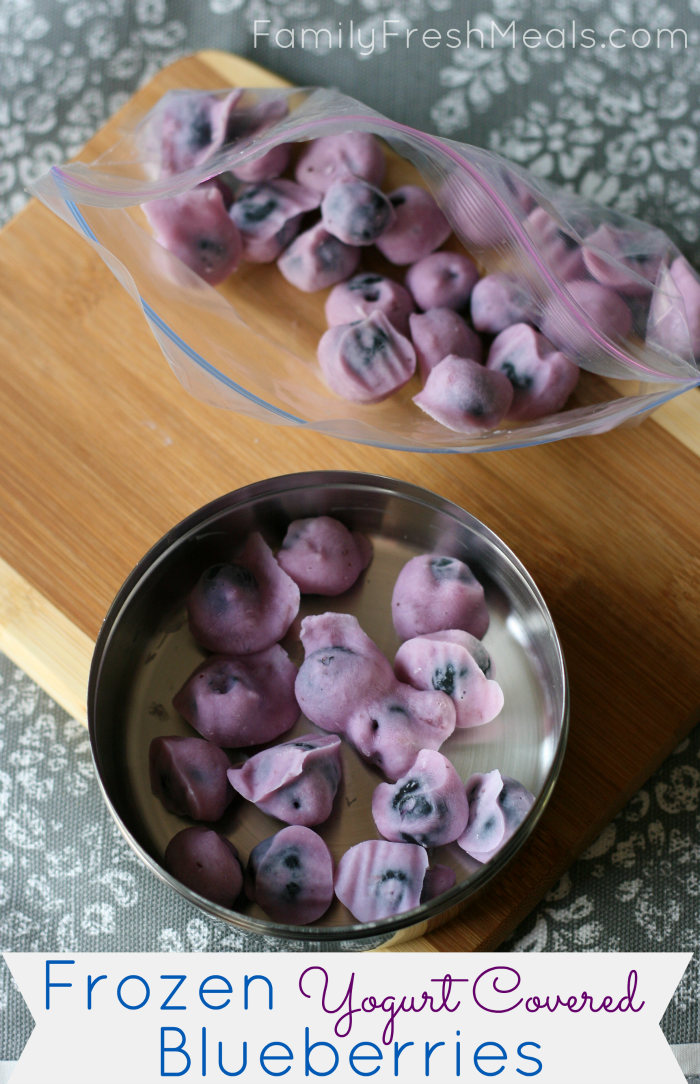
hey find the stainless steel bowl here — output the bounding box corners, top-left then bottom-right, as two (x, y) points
(88, 471), (568, 949)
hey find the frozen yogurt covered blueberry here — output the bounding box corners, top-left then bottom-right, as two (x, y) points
(277, 221), (360, 292)
(143, 186), (243, 286)
(296, 612), (456, 780)
(164, 826), (243, 908)
(395, 630), (503, 728)
(277, 516), (372, 596)
(375, 185), (452, 265)
(229, 179), (320, 263)
(334, 839), (428, 922)
(187, 532), (300, 655)
(325, 273), (415, 335)
(413, 355), (513, 434)
(158, 89), (243, 175)
(524, 208), (585, 283)
(149, 735), (234, 821)
(541, 280), (632, 357)
(392, 554), (490, 642)
(372, 749), (469, 846)
(581, 224), (661, 297)
(458, 769), (535, 864)
(245, 825), (334, 924)
(317, 312), (416, 403)
(405, 252), (479, 312)
(409, 308), (482, 382)
(321, 178), (395, 246)
(228, 734), (342, 826)
(172, 645), (299, 748)
(295, 132), (386, 194)
(232, 143), (291, 184)
(486, 323), (580, 422)
(470, 273), (536, 335)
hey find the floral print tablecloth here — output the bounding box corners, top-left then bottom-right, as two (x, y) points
(1, 1), (699, 1076)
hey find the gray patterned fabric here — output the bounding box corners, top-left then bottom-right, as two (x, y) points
(1, 650), (699, 1071)
(1, 1), (699, 1074)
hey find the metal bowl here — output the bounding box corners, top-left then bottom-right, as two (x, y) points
(88, 471), (568, 949)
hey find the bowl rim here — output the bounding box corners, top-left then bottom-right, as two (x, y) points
(88, 469), (569, 944)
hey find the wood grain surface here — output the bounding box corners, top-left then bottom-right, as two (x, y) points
(0, 50), (699, 953)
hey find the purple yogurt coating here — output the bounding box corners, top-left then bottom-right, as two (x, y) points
(229, 179), (321, 263)
(228, 734), (342, 826)
(277, 221), (360, 292)
(187, 532), (300, 656)
(394, 632), (503, 728)
(541, 280), (632, 358)
(149, 736), (234, 821)
(172, 645), (299, 749)
(392, 554), (490, 642)
(295, 132), (386, 195)
(420, 864), (457, 903)
(486, 323), (580, 422)
(277, 516), (372, 596)
(325, 273), (415, 336)
(409, 308), (482, 383)
(405, 252), (479, 312)
(296, 612), (456, 781)
(321, 178), (395, 247)
(232, 143), (291, 184)
(372, 749), (469, 846)
(143, 186), (243, 286)
(245, 825), (334, 925)
(164, 826), (243, 908)
(413, 355), (513, 434)
(457, 769), (536, 863)
(334, 839), (428, 923)
(470, 273), (537, 335)
(317, 311), (416, 403)
(582, 224), (661, 298)
(375, 185), (452, 265)
(159, 89), (243, 175)
(523, 208), (585, 283)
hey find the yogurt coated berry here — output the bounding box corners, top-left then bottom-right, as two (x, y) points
(541, 280), (632, 358)
(232, 143), (291, 184)
(187, 532), (300, 656)
(392, 554), (490, 642)
(164, 826), (243, 908)
(143, 186), (243, 286)
(582, 224), (661, 298)
(413, 355), (513, 434)
(172, 645), (299, 748)
(321, 178), (395, 246)
(486, 323), (580, 422)
(406, 252), (479, 312)
(229, 179), (321, 263)
(524, 208), (585, 283)
(395, 632), (503, 728)
(277, 516), (372, 596)
(295, 132), (386, 194)
(325, 273), (415, 336)
(375, 185), (452, 265)
(409, 308), (482, 382)
(419, 629), (493, 678)
(149, 736), (234, 821)
(158, 89), (243, 175)
(228, 734), (342, 827)
(317, 312), (416, 403)
(296, 612), (456, 781)
(245, 825), (334, 925)
(458, 769), (535, 864)
(277, 221), (360, 292)
(334, 839), (428, 923)
(372, 750), (469, 847)
(470, 273), (537, 335)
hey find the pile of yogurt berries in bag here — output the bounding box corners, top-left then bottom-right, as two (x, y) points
(137, 87), (700, 435)
(151, 516), (535, 927)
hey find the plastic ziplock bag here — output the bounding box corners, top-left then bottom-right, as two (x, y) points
(29, 86), (700, 453)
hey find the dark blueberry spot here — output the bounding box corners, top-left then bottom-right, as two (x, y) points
(293, 800), (301, 809)
(387, 703), (407, 715)
(361, 289), (381, 302)
(400, 832), (418, 844)
(481, 814), (497, 837)
(348, 273), (383, 291)
(159, 771), (172, 794)
(390, 194), (406, 207)
(209, 670), (238, 695)
(293, 742), (317, 750)
(190, 113), (212, 151)
(345, 324), (391, 372)
(284, 853), (301, 869)
(469, 399), (486, 418)
(197, 237), (226, 257)
(556, 229), (579, 251)
(380, 868), (407, 883)
(429, 557), (459, 582)
(316, 236), (342, 270)
(392, 778), (419, 808)
(238, 196), (278, 224)
(285, 880), (301, 900)
(196, 861), (203, 869)
(501, 360), (533, 392)
(371, 719), (379, 732)
(186, 767), (208, 784)
(432, 662), (456, 696)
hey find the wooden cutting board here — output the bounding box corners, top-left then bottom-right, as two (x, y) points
(1, 50), (699, 953)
